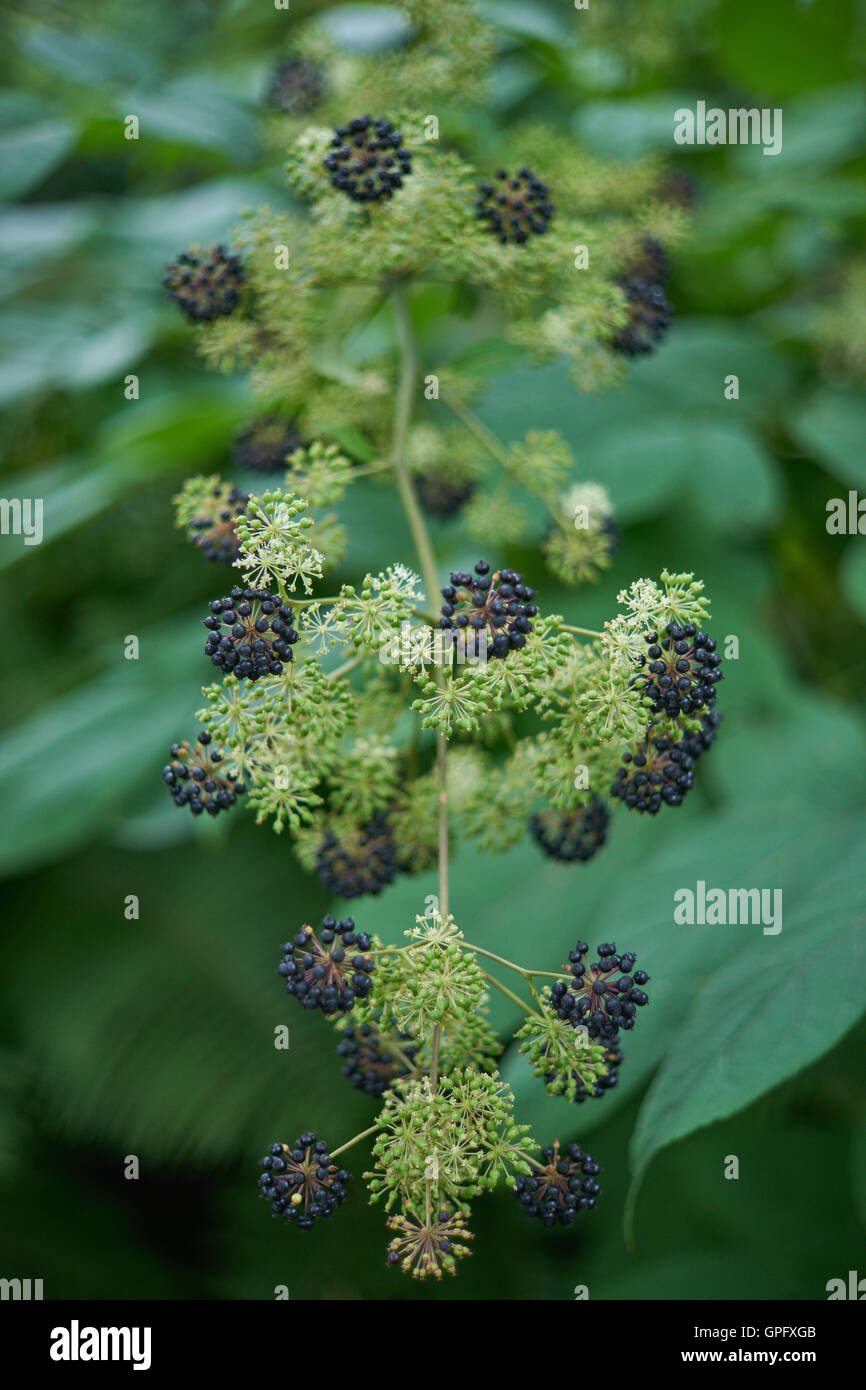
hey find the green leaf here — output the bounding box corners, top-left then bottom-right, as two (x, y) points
(627, 819), (866, 1225)
(0, 119), (79, 200)
(787, 387), (866, 488)
(840, 544), (866, 623)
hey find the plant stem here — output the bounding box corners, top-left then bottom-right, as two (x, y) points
(479, 968), (541, 1019)
(440, 386), (511, 471)
(388, 279), (451, 1100)
(330, 1123), (381, 1159)
(389, 280), (440, 610)
(463, 941), (564, 981)
(563, 624), (604, 639)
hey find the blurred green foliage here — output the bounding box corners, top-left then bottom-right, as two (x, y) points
(0, 0), (864, 1300)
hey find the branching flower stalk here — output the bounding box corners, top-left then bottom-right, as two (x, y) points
(163, 2), (724, 1281)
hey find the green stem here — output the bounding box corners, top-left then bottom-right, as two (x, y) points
(480, 968), (541, 1019)
(440, 386), (511, 471)
(563, 624), (604, 639)
(463, 941), (565, 981)
(330, 1123), (381, 1160)
(389, 280), (440, 610)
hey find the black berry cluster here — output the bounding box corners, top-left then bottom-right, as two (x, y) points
(560, 1043), (622, 1105)
(203, 587), (299, 681)
(162, 730), (244, 816)
(416, 474), (477, 519)
(232, 416), (305, 474)
(266, 56), (325, 114)
(530, 799), (609, 863)
(439, 561), (538, 662)
(336, 1022), (417, 1098)
(612, 712), (721, 815)
(551, 941), (650, 1043)
(633, 622), (722, 717)
(475, 168), (554, 244)
(188, 482), (249, 564)
(611, 236), (672, 357)
(258, 1135), (349, 1230)
(323, 117), (412, 202)
(278, 916), (374, 1015)
(315, 813), (400, 898)
(163, 244), (243, 322)
(514, 1141), (601, 1227)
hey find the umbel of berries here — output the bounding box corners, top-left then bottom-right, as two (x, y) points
(476, 168), (554, 244)
(611, 236), (672, 357)
(315, 812), (400, 898)
(162, 730), (244, 816)
(530, 799), (609, 864)
(203, 587), (299, 680)
(187, 482), (249, 564)
(336, 1022), (417, 1098)
(323, 116), (412, 202)
(551, 941), (650, 1043)
(633, 622), (722, 717)
(612, 712), (721, 815)
(514, 1141), (601, 1228)
(278, 916), (374, 1015)
(163, 244), (243, 322)
(266, 56), (325, 115)
(232, 416), (305, 475)
(258, 1135), (349, 1230)
(439, 560), (537, 662)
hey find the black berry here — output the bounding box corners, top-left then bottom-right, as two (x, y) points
(475, 168), (554, 244)
(277, 916), (375, 1015)
(163, 244), (243, 322)
(162, 730), (245, 817)
(530, 799), (609, 863)
(203, 586), (299, 681)
(315, 812), (400, 898)
(232, 416), (305, 475)
(258, 1134), (349, 1230)
(336, 1022), (417, 1097)
(611, 712), (722, 816)
(550, 940), (650, 1043)
(611, 237), (672, 357)
(323, 116), (412, 203)
(632, 622), (723, 717)
(438, 560), (538, 662)
(514, 1140), (601, 1227)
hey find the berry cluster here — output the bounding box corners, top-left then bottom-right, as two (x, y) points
(513, 1141), (601, 1227)
(266, 56), (325, 114)
(612, 712), (721, 815)
(337, 1022), (417, 1098)
(633, 622), (722, 717)
(386, 1207), (473, 1279)
(530, 799), (609, 863)
(439, 561), (537, 662)
(612, 236), (672, 357)
(416, 474), (477, 519)
(163, 244), (243, 322)
(258, 1136), (349, 1230)
(548, 1042), (622, 1105)
(232, 416), (305, 475)
(315, 813), (400, 899)
(323, 117), (412, 202)
(550, 941), (650, 1043)
(278, 916), (375, 1015)
(162, 730), (245, 816)
(475, 168), (554, 244)
(187, 481), (249, 564)
(203, 587), (299, 681)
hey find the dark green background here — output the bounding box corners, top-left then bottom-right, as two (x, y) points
(1, 0), (864, 1300)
